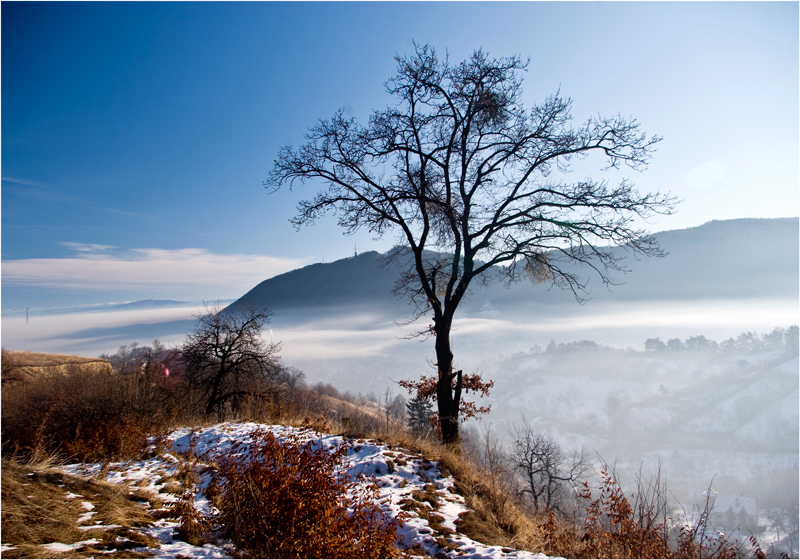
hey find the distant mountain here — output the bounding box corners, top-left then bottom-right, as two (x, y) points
(2, 299), (196, 317)
(490, 217), (800, 305)
(103, 299), (193, 310)
(603, 217), (799, 300)
(230, 218), (799, 315)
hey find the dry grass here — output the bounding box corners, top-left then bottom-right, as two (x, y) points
(2, 350), (110, 368)
(2, 350), (113, 384)
(2, 364), (176, 462)
(264, 389), (393, 440)
(1, 457), (160, 558)
(364, 429), (546, 553)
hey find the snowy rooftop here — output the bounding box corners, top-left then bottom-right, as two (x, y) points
(711, 494), (758, 517)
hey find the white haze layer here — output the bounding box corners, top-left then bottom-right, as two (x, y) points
(0, 305), (205, 356)
(4, 297), (796, 372)
(2, 296), (797, 524)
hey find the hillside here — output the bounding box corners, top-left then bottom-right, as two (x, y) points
(230, 218), (799, 314)
(2, 423), (552, 559)
(233, 250), (405, 311)
(478, 342), (799, 505)
(592, 217), (799, 300)
(486, 349), (799, 452)
(1, 350), (113, 383)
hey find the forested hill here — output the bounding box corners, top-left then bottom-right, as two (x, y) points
(231, 217), (798, 313)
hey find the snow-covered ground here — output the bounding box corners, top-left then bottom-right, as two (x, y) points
(34, 422), (556, 559)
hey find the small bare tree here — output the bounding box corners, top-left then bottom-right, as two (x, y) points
(183, 303), (282, 417)
(267, 44), (676, 444)
(511, 418), (590, 514)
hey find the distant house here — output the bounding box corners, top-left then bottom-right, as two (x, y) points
(704, 489), (759, 534)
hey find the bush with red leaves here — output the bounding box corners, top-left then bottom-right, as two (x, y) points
(209, 429), (400, 558)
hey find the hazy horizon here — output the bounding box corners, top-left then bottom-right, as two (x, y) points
(3, 294), (797, 361)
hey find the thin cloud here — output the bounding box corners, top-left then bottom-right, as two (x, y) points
(59, 242), (117, 254)
(3, 178), (149, 220)
(2, 176), (50, 188)
(2, 246), (307, 294)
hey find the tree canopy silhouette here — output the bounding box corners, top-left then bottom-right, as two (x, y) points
(266, 44), (676, 444)
(183, 303), (282, 417)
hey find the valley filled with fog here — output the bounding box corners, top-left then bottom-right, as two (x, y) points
(6, 294), (795, 513)
(267, 298), (799, 552)
(2, 218), (798, 536)
(273, 299), (798, 493)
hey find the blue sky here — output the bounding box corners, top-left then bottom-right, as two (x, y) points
(2, 1), (798, 312)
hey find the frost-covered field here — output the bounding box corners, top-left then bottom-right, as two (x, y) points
(40, 422), (554, 559)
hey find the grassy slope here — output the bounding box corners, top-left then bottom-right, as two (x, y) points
(1, 457), (161, 559)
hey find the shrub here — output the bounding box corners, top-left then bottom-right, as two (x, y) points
(209, 429), (400, 558)
(171, 488), (212, 547)
(1, 365), (176, 462)
(574, 466), (740, 559)
(578, 467), (672, 558)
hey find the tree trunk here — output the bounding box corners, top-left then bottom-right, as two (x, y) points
(205, 392), (218, 416)
(434, 319), (461, 445)
(205, 364), (225, 416)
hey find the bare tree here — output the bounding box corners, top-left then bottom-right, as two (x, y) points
(511, 418), (590, 514)
(183, 303), (282, 417)
(266, 44), (676, 444)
